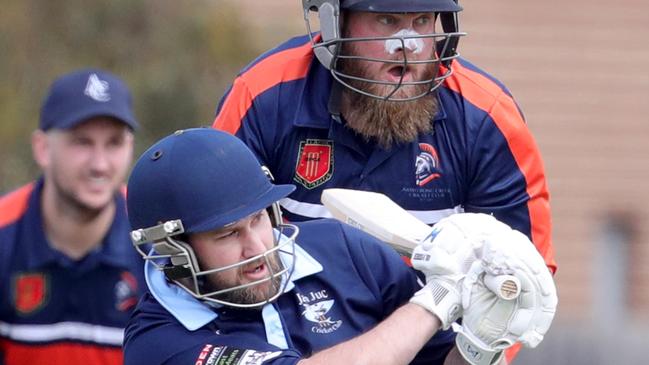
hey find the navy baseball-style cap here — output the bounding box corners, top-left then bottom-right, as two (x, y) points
(39, 68), (139, 131)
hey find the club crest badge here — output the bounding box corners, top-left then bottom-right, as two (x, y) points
(301, 300), (342, 334)
(294, 139), (334, 189)
(13, 272), (48, 315)
(115, 271), (139, 311)
(297, 290), (342, 334)
(415, 143), (442, 186)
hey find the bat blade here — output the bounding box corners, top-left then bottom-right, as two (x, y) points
(321, 188), (431, 255)
(321, 188), (521, 300)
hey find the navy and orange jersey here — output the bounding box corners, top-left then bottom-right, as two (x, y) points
(0, 178), (146, 365)
(213, 34), (556, 275)
(124, 219), (455, 365)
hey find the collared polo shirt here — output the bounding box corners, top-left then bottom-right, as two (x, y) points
(0, 178), (146, 365)
(124, 219), (455, 365)
(213, 34), (556, 273)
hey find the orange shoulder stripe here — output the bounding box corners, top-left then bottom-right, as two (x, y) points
(0, 182), (35, 228)
(445, 61), (556, 273)
(213, 42), (314, 134)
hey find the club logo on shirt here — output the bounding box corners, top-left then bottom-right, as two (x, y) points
(415, 143), (441, 186)
(195, 344), (281, 365)
(294, 139), (334, 189)
(115, 271), (139, 311)
(13, 272), (49, 315)
(296, 290), (342, 334)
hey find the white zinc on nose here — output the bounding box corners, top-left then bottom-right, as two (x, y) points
(384, 29), (424, 55)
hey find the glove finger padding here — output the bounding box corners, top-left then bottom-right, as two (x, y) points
(409, 213), (518, 332)
(411, 213), (511, 280)
(480, 230), (557, 348)
(455, 229), (558, 365)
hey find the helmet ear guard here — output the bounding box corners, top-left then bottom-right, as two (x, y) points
(303, 0), (341, 69)
(437, 7), (460, 67)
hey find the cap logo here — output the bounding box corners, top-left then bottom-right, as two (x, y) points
(84, 73), (111, 102)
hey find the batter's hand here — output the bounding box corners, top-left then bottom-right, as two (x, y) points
(410, 213), (512, 329)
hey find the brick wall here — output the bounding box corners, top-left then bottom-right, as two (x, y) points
(459, 0), (649, 324)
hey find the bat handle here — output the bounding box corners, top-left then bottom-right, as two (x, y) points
(484, 274), (521, 300)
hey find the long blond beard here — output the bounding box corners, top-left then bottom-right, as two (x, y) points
(338, 54), (440, 150)
(341, 88), (437, 149)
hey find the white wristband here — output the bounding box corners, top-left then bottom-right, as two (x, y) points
(409, 279), (461, 330)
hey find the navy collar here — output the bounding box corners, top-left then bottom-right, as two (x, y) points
(20, 177), (134, 271)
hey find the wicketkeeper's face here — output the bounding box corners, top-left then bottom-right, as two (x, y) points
(341, 11), (438, 85)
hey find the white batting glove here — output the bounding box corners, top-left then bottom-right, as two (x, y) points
(409, 213), (511, 329)
(454, 229), (558, 365)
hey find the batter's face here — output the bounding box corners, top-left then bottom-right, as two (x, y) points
(341, 11), (438, 92)
(189, 210), (283, 306)
(33, 117), (134, 213)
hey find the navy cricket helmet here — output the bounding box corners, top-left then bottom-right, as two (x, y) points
(127, 128), (298, 308)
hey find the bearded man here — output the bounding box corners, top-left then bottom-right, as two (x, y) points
(212, 2), (557, 361)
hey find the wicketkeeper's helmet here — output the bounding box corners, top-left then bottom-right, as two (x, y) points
(303, 0), (465, 101)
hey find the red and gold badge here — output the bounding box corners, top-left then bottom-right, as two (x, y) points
(294, 139), (334, 189)
(13, 272), (48, 315)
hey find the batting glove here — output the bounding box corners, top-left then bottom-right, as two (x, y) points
(409, 213), (511, 329)
(454, 229), (558, 365)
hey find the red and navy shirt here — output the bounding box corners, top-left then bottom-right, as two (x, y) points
(213, 35), (556, 274)
(124, 219), (455, 365)
(0, 178), (146, 365)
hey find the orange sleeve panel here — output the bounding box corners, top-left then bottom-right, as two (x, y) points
(212, 41), (314, 135)
(444, 61), (556, 274)
(0, 182), (35, 228)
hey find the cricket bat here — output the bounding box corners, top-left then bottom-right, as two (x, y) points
(321, 188), (521, 301)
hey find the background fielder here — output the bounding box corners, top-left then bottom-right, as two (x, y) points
(0, 68), (145, 365)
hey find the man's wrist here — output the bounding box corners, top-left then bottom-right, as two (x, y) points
(409, 279), (462, 330)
